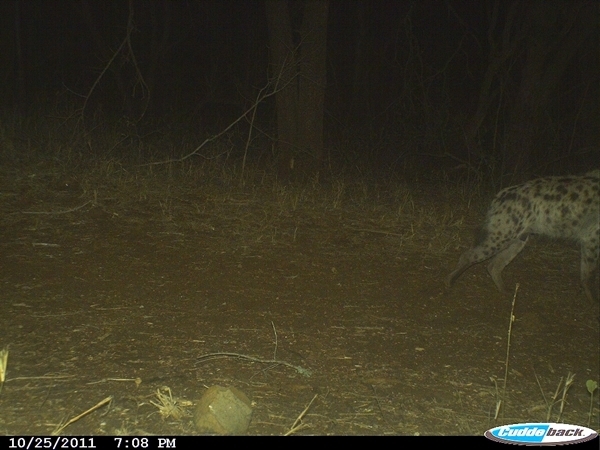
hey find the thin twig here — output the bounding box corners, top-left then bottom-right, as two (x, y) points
(79, 0), (148, 127)
(142, 60), (296, 166)
(344, 226), (406, 237)
(8, 375), (75, 381)
(21, 201), (92, 215)
(271, 321), (278, 361)
(86, 377), (142, 387)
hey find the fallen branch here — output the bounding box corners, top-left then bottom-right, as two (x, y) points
(196, 352), (312, 378)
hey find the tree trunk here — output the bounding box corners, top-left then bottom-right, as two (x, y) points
(265, 0), (329, 182)
(503, 0), (592, 179)
(463, 1), (521, 164)
(299, 0), (329, 171)
(462, 0), (594, 181)
(265, 0), (298, 181)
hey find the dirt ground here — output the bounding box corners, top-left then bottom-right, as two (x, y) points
(0, 164), (598, 435)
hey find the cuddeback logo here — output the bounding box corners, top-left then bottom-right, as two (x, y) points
(485, 422), (598, 445)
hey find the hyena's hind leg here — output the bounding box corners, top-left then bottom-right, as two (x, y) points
(446, 246), (495, 288)
(486, 237), (528, 293)
(446, 248), (479, 287)
(580, 237), (599, 303)
(446, 236), (529, 291)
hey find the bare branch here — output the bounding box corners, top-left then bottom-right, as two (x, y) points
(142, 57), (296, 167)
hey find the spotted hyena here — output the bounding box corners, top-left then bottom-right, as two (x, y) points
(446, 170), (599, 301)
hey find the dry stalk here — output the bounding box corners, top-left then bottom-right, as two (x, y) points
(533, 368), (549, 410)
(0, 347), (8, 382)
(547, 376), (566, 422)
(496, 283), (519, 420)
(52, 396), (113, 435)
(557, 372), (575, 423)
(586, 380), (598, 427)
(0, 347), (8, 394)
(149, 386), (191, 420)
(284, 394), (318, 436)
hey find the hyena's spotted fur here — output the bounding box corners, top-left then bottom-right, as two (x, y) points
(446, 170), (599, 301)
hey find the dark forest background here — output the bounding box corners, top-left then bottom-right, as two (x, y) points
(0, 0), (597, 184)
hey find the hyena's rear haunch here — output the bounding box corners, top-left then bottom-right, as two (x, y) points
(446, 170), (599, 301)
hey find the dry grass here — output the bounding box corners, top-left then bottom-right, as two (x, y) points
(0, 135), (475, 261)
